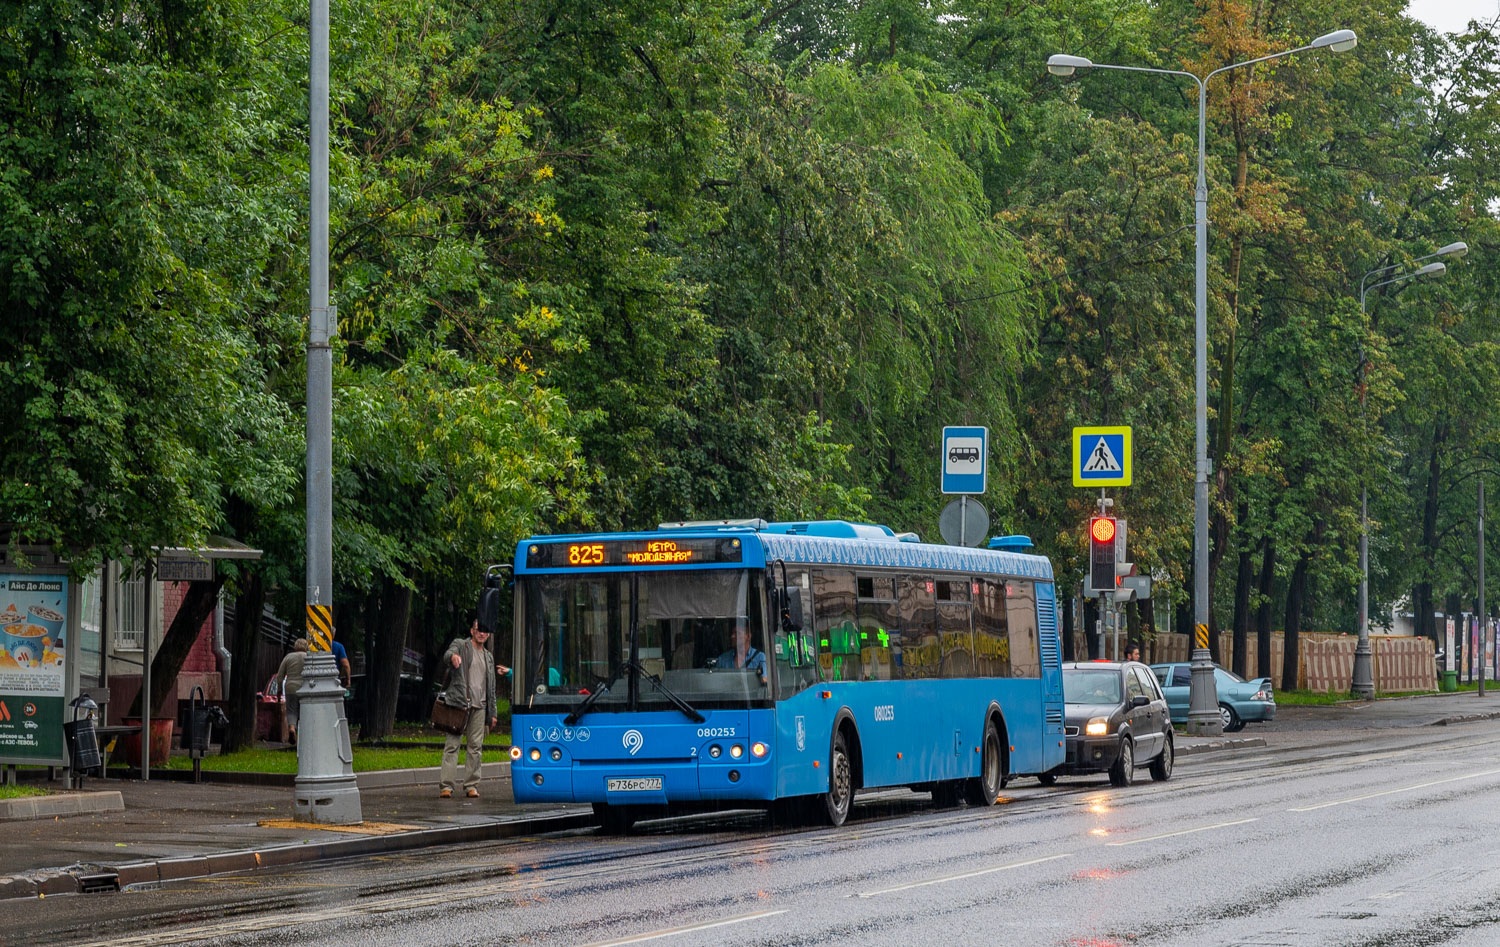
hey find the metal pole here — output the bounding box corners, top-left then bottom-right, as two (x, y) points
(1480, 480), (1486, 697)
(307, 0), (332, 618)
(1352, 316), (1373, 697)
(1353, 265), (1445, 696)
(1112, 596), (1121, 660)
(1186, 78), (1221, 735)
(296, 0), (362, 824)
(960, 494), (967, 547)
(142, 562), (152, 781)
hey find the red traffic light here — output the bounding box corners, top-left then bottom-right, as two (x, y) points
(1091, 517), (1116, 544)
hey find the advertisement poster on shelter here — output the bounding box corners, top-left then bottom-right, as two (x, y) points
(0, 575), (68, 762)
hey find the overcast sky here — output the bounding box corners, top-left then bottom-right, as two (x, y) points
(1406, 0), (1499, 34)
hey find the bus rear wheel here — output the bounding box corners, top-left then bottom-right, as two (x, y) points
(964, 717), (1005, 807)
(820, 731), (854, 826)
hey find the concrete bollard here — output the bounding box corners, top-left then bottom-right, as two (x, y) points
(293, 652), (363, 824)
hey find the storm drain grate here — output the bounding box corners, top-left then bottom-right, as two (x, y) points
(78, 872), (120, 894)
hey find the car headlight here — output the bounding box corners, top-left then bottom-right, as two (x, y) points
(1085, 718), (1109, 736)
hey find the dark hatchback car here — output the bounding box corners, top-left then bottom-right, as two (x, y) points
(1041, 661), (1174, 787)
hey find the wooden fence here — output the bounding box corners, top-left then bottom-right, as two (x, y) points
(1070, 631), (1436, 693)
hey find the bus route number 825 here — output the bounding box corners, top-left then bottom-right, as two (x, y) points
(568, 543), (605, 566)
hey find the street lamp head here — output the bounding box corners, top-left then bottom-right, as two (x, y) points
(1047, 54), (1094, 77)
(1437, 241), (1469, 259)
(1418, 262), (1447, 277)
(1310, 29), (1358, 52)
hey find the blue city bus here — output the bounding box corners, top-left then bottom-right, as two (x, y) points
(503, 519), (1064, 831)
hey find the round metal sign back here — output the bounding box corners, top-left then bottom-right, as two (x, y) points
(938, 498), (989, 547)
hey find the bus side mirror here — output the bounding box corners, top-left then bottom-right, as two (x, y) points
(781, 587), (804, 634)
(477, 587), (501, 636)
(478, 563), (510, 637)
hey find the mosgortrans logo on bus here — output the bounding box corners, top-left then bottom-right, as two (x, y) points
(622, 729), (645, 756)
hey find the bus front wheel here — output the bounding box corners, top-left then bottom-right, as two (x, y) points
(821, 731), (854, 827)
(964, 717), (1005, 807)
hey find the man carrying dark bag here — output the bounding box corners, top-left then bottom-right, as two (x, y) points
(438, 615), (497, 799)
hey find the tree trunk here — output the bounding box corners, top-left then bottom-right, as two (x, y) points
(1139, 596), (1156, 642)
(222, 572), (266, 752)
(1282, 549), (1311, 690)
(1255, 538), (1276, 680)
(363, 576), (412, 741)
(1415, 424), (1447, 648)
(1232, 539), (1254, 678)
(129, 576), (226, 718)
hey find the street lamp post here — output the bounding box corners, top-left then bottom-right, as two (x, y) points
(1049, 28), (1357, 735)
(1352, 244), (1465, 697)
(298, 0), (362, 824)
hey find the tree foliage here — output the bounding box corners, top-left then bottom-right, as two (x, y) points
(5, 0), (1500, 713)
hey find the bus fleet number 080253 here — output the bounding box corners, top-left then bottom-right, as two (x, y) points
(698, 727), (737, 738)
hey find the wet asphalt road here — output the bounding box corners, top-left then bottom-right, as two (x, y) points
(18, 717), (1500, 947)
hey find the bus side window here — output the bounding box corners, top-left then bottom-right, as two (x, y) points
(898, 575), (937, 680)
(974, 578), (1010, 677)
(937, 579), (975, 678)
(1006, 579), (1041, 678)
(775, 570), (819, 698)
(855, 574), (893, 680)
(817, 570), (860, 682)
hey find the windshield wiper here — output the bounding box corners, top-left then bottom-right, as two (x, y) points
(564, 659), (706, 725)
(564, 664), (627, 726)
(637, 663), (706, 723)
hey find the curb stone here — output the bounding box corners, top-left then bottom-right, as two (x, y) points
(1175, 736), (1265, 757)
(1433, 711), (1500, 726)
(0, 791), (124, 823)
(0, 810), (595, 901)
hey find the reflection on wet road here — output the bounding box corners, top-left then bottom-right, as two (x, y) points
(21, 722), (1500, 947)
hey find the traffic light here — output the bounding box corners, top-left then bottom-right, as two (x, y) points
(1089, 516), (1117, 593)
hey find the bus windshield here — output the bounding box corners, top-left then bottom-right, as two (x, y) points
(520, 569), (771, 712)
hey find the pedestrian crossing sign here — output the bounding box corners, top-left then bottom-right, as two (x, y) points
(1073, 426), (1132, 487)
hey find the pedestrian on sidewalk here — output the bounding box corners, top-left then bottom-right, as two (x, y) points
(273, 638), (310, 743)
(439, 616), (497, 799)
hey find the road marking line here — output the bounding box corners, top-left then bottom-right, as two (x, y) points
(580, 909), (788, 946)
(1287, 768), (1500, 812)
(857, 853), (1072, 897)
(1105, 817), (1258, 846)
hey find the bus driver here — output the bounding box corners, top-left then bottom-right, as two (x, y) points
(715, 618), (767, 685)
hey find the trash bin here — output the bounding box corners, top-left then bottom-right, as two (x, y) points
(63, 696), (102, 784)
(185, 687), (229, 783)
(1441, 670), (1459, 692)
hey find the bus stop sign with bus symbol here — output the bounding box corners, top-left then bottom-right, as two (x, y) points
(1073, 426), (1132, 487)
(941, 426), (988, 494)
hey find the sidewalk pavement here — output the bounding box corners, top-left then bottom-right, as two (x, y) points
(3, 692), (1497, 901)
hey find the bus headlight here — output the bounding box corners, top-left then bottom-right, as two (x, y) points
(1085, 718), (1109, 736)
(709, 744), (722, 758)
(550, 747), (563, 761)
(730, 744), (744, 759)
(509, 746), (522, 760)
(529, 748), (542, 761)
(751, 742), (767, 758)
